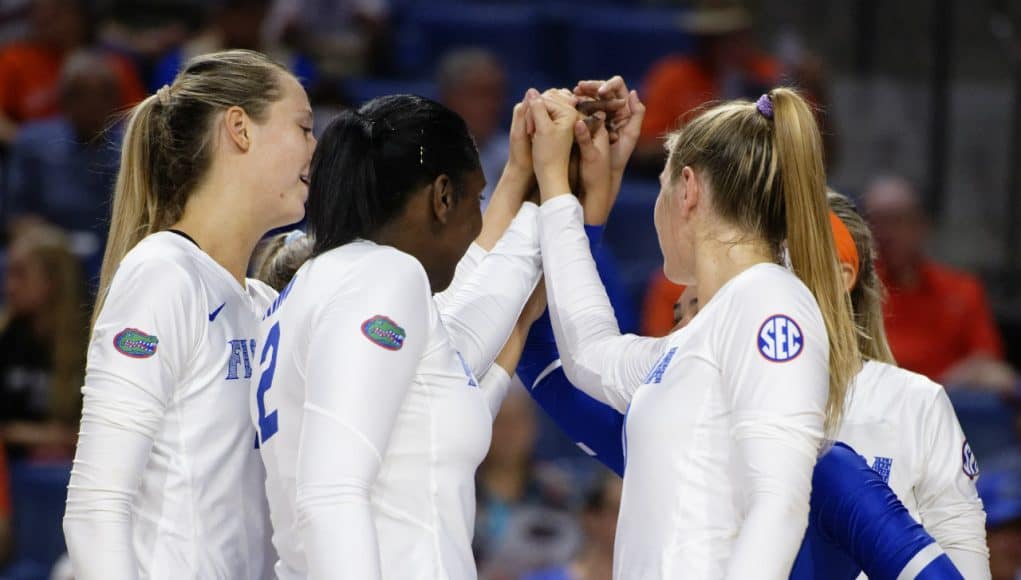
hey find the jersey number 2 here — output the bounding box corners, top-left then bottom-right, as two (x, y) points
(256, 322), (280, 443)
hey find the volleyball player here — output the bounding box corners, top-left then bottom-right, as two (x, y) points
(530, 84), (859, 577)
(252, 94), (542, 579)
(63, 50), (315, 579)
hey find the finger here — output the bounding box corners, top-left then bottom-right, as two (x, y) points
(510, 102), (526, 135)
(598, 75), (628, 99)
(543, 88), (578, 107)
(625, 89), (646, 127)
(576, 98), (627, 116)
(574, 119), (596, 159)
(528, 96), (553, 132)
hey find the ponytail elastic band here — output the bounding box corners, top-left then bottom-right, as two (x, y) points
(157, 84), (172, 106)
(755, 93), (773, 120)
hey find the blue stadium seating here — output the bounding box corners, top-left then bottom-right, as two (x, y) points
(395, 5), (545, 81)
(0, 463), (71, 580)
(947, 389), (1020, 463)
(562, 8), (693, 87)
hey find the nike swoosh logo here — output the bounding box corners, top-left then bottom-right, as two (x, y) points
(209, 303), (226, 322)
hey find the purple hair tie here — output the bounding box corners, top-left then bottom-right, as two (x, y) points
(755, 94), (774, 119)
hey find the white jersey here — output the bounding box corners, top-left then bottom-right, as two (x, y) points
(255, 206), (540, 580)
(841, 360), (990, 578)
(63, 232), (276, 580)
(539, 195), (828, 579)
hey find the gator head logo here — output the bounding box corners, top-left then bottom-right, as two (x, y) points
(113, 328), (159, 358)
(360, 315), (406, 351)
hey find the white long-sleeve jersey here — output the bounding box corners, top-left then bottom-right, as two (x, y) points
(63, 232), (277, 580)
(539, 195), (828, 580)
(254, 206), (540, 580)
(841, 361), (990, 579)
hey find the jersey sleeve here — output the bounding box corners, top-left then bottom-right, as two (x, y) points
(439, 202), (542, 377)
(806, 442), (963, 580)
(63, 259), (203, 580)
(538, 194), (668, 413)
(915, 386), (991, 578)
(714, 275), (828, 580)
(296, 250), (431, 580)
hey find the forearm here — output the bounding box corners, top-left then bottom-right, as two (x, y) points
(539, 195), (661, 411)
(441, 203), (541, 375)
(63, 381), (161, 580)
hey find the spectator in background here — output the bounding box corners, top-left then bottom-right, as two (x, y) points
(264, 0), (390, 77)
(977, 465), (1021, 580)
(475, 389), (574, 566)
(0, 0), (144, 144)
(864, 176), (1017, 391)
(524, 472), (621, 580)
(438, 48), (508, 204)
(640, 271), (684, 337)
(0, 225), (85, 462)
(6, 50), (123, 274)
(632, 0), (778, 172)
(150, 0), (317, 92)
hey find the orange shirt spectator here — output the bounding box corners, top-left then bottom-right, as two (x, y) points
(640, 271), (685, 337)
(866, 175), (1013, 389)
(0, 42), (144, 123)
(640, 52), (779, 142)
(880, 261), (1004, 381)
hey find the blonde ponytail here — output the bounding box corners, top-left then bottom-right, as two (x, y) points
(770, 88), (859, 435)
(665, 87), (861, 436)
(91, 49), (291, 327)
(92, 95), (162, 326)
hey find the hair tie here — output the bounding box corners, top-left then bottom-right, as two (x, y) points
(156, 84), (172, 106)
(755, 93), (773, 120)
(284, 230), (306, 246)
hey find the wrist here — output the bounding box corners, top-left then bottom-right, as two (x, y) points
(536, 168), (571, 200)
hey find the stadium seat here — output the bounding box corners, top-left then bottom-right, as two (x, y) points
(947, 389), (1019, 463)
(395, 4), (545, 81)
(0, 463), (71, 580)
(601, 178), (662, 315)
(562, 8), (694, 87)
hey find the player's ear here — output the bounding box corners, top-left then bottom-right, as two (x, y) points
(430, 174), (454, 225)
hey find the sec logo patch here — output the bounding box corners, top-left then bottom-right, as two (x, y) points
(962, 440), (979, 479)
(757, 315), (803, 362)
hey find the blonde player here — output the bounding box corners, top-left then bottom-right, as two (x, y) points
(62, 50), (315, 579)
(530, 84), (860, 578)
(253, 94), (541, 580)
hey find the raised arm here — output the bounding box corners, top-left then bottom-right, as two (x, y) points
(296, 251), (430, 580)
(531, 87), (662, 412)
(63, 261), (201, 580)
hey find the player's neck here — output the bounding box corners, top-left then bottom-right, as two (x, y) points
(692, 233), (774, 310)
(170, 206), (261, 289)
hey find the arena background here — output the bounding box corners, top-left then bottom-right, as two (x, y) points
(0, 0), (1019, 578)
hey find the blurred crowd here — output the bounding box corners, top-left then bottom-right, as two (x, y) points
(0, 0), (1018, 579)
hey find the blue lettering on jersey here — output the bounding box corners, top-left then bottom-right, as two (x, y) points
(758, 314), (804, 362)
(642, 347), (678, 384)
(962, 440), (979, 479)
(869, 456), (893, 484)
(226, 339), (254, 380)
(455, 351), (479, 388)
(263, 276), (298, 320)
